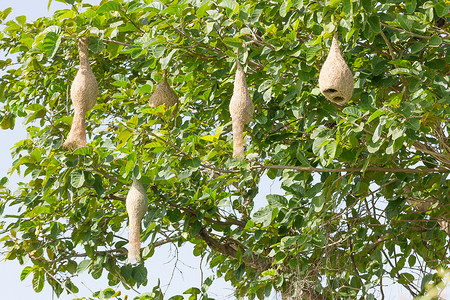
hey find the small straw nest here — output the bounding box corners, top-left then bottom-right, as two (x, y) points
(63, 37), (98, 149)
(229, 62), (253, 159)
(125, 179), (148, 264)
(148, 71), (178, 109)
(318, 33), (354, 104)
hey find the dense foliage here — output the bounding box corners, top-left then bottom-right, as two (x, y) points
(0, 0), (449, 299)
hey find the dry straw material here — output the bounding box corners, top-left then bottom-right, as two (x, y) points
(63, 37), (98, 149)
(125, 179), (148, 264)
(318, 33), (354, 104)
(229, 62), (253, 159)
(148, 71), (178, 108)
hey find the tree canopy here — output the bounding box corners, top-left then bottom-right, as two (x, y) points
(0, 0), (449, 299)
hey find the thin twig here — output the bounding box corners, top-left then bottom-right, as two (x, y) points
(103, 38), (136, 48)
(379, 28), (409, 96)
(381, 22), (431, 40)
(110, 270), (140, 294)
(93, 167), (123, 184)
(42, 267), (79, 297)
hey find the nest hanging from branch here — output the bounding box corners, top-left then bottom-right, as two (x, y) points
(63, 37), (98, 149)
(229, 62), (253, 159)
(148, 71), (178, 108)
(318, 33), (354, 104)
(125, 179), (148, 264)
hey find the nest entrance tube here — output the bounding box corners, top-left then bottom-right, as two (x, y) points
(63, 37), (98, 149)
(318, 33), (354, 104)
(125, 179), (148, 264)
(229, 62), (253, 159)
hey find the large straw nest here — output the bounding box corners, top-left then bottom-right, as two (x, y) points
(63, 37), (98, 149)
(125, 179), (148, 264)
(318, 33), (354, 104)
(229, 62), (253, 159)
(148, 71), (178, 108)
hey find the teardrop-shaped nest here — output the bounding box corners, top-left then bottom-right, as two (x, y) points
(71, 37), (98, 112)
(318, 33), (354, 104)
(229, 62), (253, 159)
(126, 179), (148, 220)
(148, 72), (179, 108)
(229, 62), (253, 125)
(63, 37), (98, 149)
(125, 179), (147, 264)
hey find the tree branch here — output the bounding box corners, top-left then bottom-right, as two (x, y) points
(254, 164), (449, 174)
(103, 38), (136, 48)
(381, 22), (430, 40)
(379, 28), (409, 97)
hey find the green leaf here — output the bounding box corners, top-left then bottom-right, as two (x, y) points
(42, 32), (62, 58)
(70, 170), (85, 188)
(76, 259), (91, 274)
(132, 264), (148, 285)
(153, 44), (165, 58)
(196, 0), (210, 18)
(410, 42), (426, 54)
(361, 0), (372, 12)
(406, 118), (420, 131)
(160, 49), (177, 70)
(311, 195), (325, 212)
(434, 2), (449, 17)
(372, 121), (384, 143)
(267, 194), (288, 208)
(219, 0), (237, 10)
(20, 266), (33, 281)
(367, 109), (384, 124)
(342, 107), (362, 118)
(386, 198), (404, 219)
(201, 275), (214, 293)
(97, 1), (121, 14)
(398, 273), (415, 285)
(373, 60), (389, 76)
(281, 236), (298, 248)
(279, 0), (292, 17)
(312, 233), (326, 247)
(223, 37), (242, 48)
(102, 288), (116, 299)
(185, 157), (201, 169)
(120, 264), (132, 281)
(32, 270), (44, 293)
(234, 263), (245, 281)
(249, 4), (263, 23)
(190, 221), (201, 236)
(326, 140), (336, 160)
(252, 207), (273, 227)
(429, 36), (442, 47)
(405, 0), (416, 14)
(368, 15), (381, 33)
(367, 138), (383, 153)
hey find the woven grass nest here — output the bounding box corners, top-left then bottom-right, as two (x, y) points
(318, 33), (354, 104)
(125, 179), (148, 264)
(229, 62), (253, 159)
(63, 37), (98, 149)
(148, 71), (178, 108)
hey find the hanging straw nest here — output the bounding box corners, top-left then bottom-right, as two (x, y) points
(229, 62), (253, 159)
(148, 71), (178, 108)
(318, 33), (354, 104)
(125, 179), (148, 264)
(63, 37), (98, 149)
